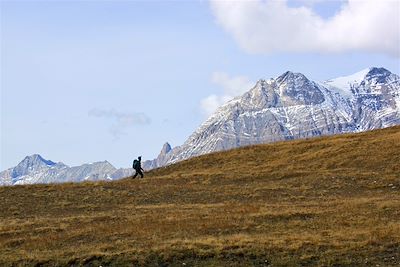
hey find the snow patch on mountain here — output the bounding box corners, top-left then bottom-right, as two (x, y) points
(324, 68), (371, 97)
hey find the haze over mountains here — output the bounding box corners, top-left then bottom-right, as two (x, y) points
(1, 67), (399, 185)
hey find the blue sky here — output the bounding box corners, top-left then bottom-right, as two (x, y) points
(1, 0), (399, 170)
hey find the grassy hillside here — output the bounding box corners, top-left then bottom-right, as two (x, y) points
(1, 126), (399, 266)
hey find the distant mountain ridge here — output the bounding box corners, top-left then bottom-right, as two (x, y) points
(0, 155), (133, 186)
(144, 67), (400, 170)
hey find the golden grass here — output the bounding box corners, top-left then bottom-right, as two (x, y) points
(0, 126), (399, 266)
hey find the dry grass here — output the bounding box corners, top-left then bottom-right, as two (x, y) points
(0, 126), (399, 266)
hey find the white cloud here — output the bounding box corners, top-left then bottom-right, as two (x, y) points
(88, 108), (151, 138)
(293, 0), (333, 7)
(210, 0), (400, 57)
(201, 72), (254, 116)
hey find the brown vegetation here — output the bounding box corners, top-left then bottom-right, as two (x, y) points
(0, 126), (399, 266)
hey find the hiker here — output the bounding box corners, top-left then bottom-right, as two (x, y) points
(132, 156), (144, 179)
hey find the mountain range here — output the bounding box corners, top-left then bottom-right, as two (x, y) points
(0, 154), (133, 186)
(1, 67), (399, 185)
(143, 67), (400, 169)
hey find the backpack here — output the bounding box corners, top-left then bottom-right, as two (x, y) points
(133, 159), (139, 169)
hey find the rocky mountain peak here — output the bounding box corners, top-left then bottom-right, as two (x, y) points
(344, 67), (399, 96)
(24, 154), (55, 165)
(275, 71), (325, 105)
(276, 71), (309, 84)
(11, 154), (56, 178)
(367, 67), (390, 76)
(142, 142), (174, 170)
(161, 142), (172, 155)
(365, 67), (393, 84)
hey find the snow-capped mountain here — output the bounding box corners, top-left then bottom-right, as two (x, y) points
(0, 154), (133, 186)
(144, 67), (400, 169)
(2, 67), (398, 184)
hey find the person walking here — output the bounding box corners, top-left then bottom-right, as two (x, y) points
(132, 156), (144, 179)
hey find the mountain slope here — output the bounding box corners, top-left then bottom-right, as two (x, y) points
(0, 126), (399, 266)
(145, 67), (399, 169)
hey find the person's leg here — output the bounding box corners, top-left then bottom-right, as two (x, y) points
(139, 170), (144, 178)
(133, 170), (138, 178)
